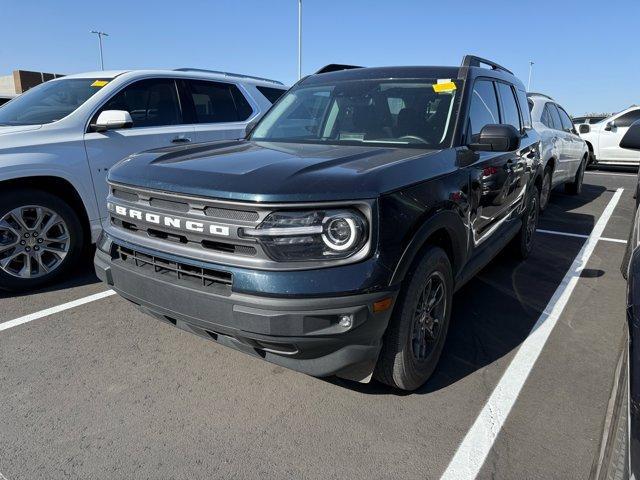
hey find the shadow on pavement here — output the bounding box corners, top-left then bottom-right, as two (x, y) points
(332, 182), (610, 396)
(0, 248), (100, 300)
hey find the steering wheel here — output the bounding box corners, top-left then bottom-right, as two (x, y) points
(399, 135), (429, 144)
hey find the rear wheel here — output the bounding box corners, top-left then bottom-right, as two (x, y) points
(374, 246), (453, 391)
(0, 189), (84, 291)
(565, 157), (586, 195)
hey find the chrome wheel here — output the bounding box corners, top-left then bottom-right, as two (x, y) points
(0, 205), (70, 278)
(411, 271), (447, 361)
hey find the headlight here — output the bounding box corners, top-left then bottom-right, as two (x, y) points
(241, 209), (368, 262)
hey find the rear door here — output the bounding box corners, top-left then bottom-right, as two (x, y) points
(180, 79), (255, 143)
(599, 109), (640, 163)
(84, 78), (195, 220)
(468, 79), (522, 244)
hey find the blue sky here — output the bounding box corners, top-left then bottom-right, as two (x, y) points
(1, 0), (638, 115)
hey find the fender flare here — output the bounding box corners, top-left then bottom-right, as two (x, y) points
(389, 209), (468, 286)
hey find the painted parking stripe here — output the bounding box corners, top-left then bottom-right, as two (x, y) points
(441, 188), (624, 480)
(0, 290), (116, 332)
(537, 228), (627, 244)
(586, 171), (637, 178)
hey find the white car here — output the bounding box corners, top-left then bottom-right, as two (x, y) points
(579, 105), (640, 167)
(528, 93), (589, 210)
(0, 69), (287, 291)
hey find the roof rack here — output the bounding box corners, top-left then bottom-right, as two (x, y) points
(527, 92), (554, 101)
(315, 64), (363, 75)
(173, 68), (284, 85)
(460, 55), (513, 75)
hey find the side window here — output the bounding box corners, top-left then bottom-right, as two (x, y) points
(101, 78), (181, 128)
(557, 107), (574, 131)
(468, 79), (500, 141)
(186, 80), (254, 123)
(517, 90), (532, 128)
(541, 105), (554, 129)
(615, 109), (640, 128)
(496, 82), (521, 131)
(547, 103), (563, 131)
(256, 86), (287, 104)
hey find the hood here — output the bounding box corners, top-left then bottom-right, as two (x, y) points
(108, 140), (455, 202)
(0, 124), (42, 136)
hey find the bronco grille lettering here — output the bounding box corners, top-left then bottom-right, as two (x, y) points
(107, 202), (230, 237)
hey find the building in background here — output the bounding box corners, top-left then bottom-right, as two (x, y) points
(0, 69), (65, 105)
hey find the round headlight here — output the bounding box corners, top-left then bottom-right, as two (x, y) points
(322, 215), (360, 251)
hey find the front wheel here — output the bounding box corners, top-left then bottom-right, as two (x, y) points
(510, 185), (539, 260)
(374, 246), (453, 391)
(0, 189), (84, 291)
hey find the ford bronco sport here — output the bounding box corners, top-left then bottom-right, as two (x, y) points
(95, 56), (542, 391)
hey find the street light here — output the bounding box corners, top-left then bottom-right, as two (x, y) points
(298, 0), (302, 80)
(527, 61), (534, 91)
(90, 30), (109, 71)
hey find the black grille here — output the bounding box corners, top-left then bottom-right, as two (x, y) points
(112, 189), (139, 202)
(204, 207), (259, 222)
(113, 244), (232, 293)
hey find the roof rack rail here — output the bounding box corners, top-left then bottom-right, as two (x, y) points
(460, 55), (513, 75)
(527, 92), (554, 101)
(315, 64), (363, 75)
(173, 68), (284, 85)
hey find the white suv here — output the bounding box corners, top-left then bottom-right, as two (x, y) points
(528, 93), (589, 210)
(579, 106), (640, 167)
(0, 69), (287, 291)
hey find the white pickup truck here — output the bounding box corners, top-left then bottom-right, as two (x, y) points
(0, 68), (286, 291)
(579, 106), (640, 167)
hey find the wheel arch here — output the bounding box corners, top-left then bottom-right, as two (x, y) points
(389, 210), (467, 287)
(0, 176), (91, 243)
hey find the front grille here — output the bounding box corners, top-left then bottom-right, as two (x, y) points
(204, 206), (259, 222)
(113, 244), (232, 294)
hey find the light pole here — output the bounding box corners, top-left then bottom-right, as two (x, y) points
(298, 0), (302, 80)
(527, 61), (534, 91)
(90, 30), (109, 71)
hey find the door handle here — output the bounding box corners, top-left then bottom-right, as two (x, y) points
(171, 136), (191, 144)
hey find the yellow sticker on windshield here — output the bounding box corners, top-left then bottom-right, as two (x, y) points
(433, 80), (456, 93)
(91, 80), (109, 87)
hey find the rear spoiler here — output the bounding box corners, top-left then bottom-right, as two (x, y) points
(315, 64), (363, 75)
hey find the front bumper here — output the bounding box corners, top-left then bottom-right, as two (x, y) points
(94, 246), (397, 381)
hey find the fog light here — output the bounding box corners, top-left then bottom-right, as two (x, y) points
(338, 314), (353, 329)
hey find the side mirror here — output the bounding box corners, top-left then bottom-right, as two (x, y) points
(469, 124), (520, 152)
(245, 120), (258, 139)
(604, 120), (615, 131)
(620, 120), (640, 150)
(92, 110), (133, 132)
(579, 124), (590, 134)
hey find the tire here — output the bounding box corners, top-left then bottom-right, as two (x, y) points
(565, 157), (586, 195)
(0, 189), (84, 292)
(374, 246), (453, 391)
(510, 185), (539, 260)
(539, 167), (552, 212)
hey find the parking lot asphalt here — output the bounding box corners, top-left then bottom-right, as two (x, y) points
(0, 171), (636, 480)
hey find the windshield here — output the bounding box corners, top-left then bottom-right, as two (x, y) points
(0, 78), (108, 126)
(251, 78), (459, 148)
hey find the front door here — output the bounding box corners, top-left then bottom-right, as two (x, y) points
(83, 78), (195, 220)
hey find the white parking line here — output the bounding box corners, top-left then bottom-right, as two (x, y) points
(0, 471), (8, 480)
(441, 188), (624, 480)
(586, 171), (637, 178)
(537, 228), (627, 244)
(0, 290), (116, 332)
